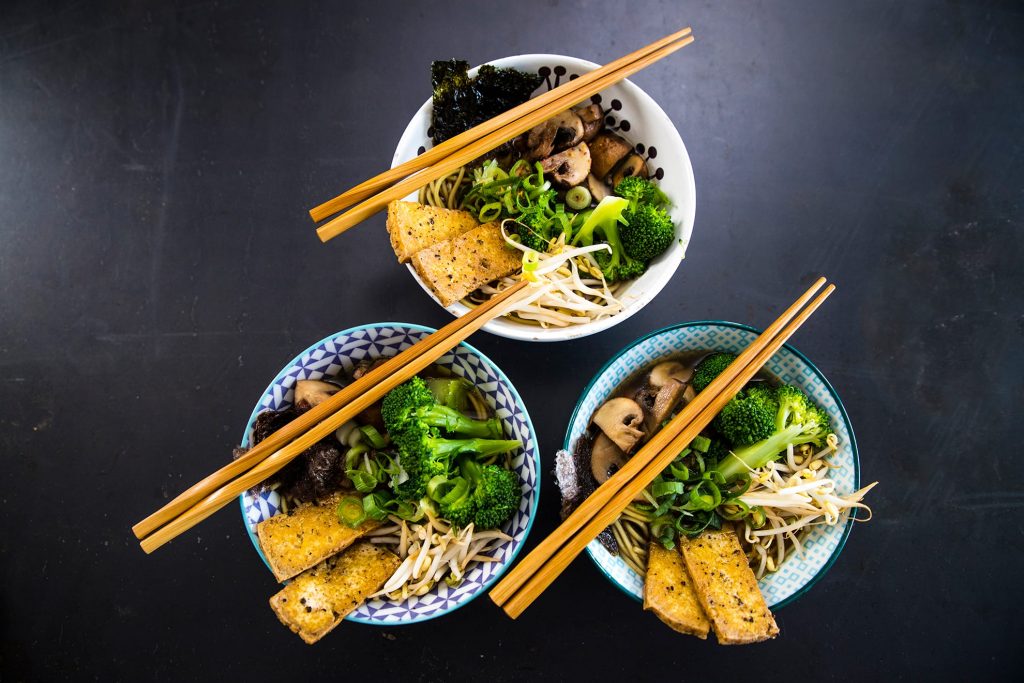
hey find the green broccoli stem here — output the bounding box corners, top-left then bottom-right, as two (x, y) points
(426, 437), (521, 460)
(416, 405), (502, 438)
(711, 424), (819, 481)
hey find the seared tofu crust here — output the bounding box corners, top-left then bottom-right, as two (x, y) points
(643, 542), (711, 638)
(386, 200), (479, 263)
(256, 492), (380, 582)
(680, 528), (779, 645)
(269, 541), (400, 644)
(410, 222), (522, 306)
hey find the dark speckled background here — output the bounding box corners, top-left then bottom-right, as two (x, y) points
(1, 1), (1021, 680)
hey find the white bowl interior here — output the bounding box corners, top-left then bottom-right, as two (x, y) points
(239, 323), (541, 625)
(563, 322), (860, 609)
(391, 54), (696, 342)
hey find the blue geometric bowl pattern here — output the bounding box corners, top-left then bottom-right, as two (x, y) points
(240, 323), (540, 625)
(563, 321), (860, 610)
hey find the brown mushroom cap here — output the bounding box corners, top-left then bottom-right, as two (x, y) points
(523, 110), (584, 160)
(646, 380), (687, 432)
(609, 153), (648, 188)
(524, 119), (557, 160)
(589, 132), (634, 180)
(649, 361), (694, 388)
(540, 141), (592, 188)
(585, 173), (611, 203)
(549, 110), (584, 152)
(575, 103), (604, 142)
(592, 396), (645, 454)
(590, 432), (628, 484)
(294, 379), (340, 410)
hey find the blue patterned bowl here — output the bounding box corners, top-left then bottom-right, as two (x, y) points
(563, 321), (859, 609)
(240, 323), (540, 625)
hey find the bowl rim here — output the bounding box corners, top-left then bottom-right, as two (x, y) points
(391, 52), (697, 343)
(237, 321), (542, 625)
(561, 319), (861, 610)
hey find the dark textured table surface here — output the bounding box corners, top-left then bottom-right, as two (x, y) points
(2, 1), (1022, 680)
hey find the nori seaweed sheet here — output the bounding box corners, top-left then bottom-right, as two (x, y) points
(430, 59), (542, 147)
(233, 408), (347, 504)
(557, 430), (619, 554)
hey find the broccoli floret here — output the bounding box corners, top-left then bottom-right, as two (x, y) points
(382, 377), (501, 439)
(710, 386), (834, 481)
(472, 465), (521, 529)
(571, 196), (647, 282)
(512, 204), (553, 252)
(692, 352), (738, 393)
(705, 437), (732, 466)
(614, 176), (669, 212)
(391, 421), (520, 501)
(438, 459), (521, 530)
(713, 386), (778, 447)
(423, 376), (472, 413)
(621, 203), (675, 262)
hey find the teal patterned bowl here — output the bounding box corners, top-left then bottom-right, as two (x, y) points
(563, 321), (859, 609)
(240, 323), (541, 625)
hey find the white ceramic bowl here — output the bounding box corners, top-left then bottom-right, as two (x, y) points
(392, 54), (696, 342)
(239, 323), (541, 625)
(563, 321), (861, 609)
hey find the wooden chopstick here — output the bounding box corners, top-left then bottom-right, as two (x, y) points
(135, 279), (531, 550)
(490, 278), (834, 616)
(309, 27), (693, 222)
(314, 33), (695, 244)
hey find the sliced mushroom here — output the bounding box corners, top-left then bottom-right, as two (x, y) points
(549, 110), (584, 152)
(647, 380), (687, 431)
(575, 104), (604, 142)
(589, 132), (633, 180)
(294, 379), (340, 410)
(649, 361), (694, 388)
(590, 433), (628, 484)
(592, 397), (645, 454)
(523, 119), (557, 160)
(585, 173), (611, 203)
(540, 141), (591, 188)
(609, 153), (648, 188)
(589, 433), (647, 502)
(523, 110), (584, 160)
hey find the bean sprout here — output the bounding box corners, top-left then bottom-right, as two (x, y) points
(370, 515), (513, 601)
(737, 434), (878, 579)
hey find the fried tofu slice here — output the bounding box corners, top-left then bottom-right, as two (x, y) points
(269, 541), (400, 644)
(643, 542), (711, 638)
(256, 492), (381, 582)
(680, 528), (779, 645)
(386, 200), (480, 263)
(409, 222), (523, 306)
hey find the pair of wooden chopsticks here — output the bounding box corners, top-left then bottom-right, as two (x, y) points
(132, 280), (533, 553)
(490, 277), (836, 618)
(308, 26), (695, 243)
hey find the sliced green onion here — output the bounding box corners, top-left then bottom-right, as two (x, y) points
(718, 500), (751, 520)
(359, 424), (389, 449)
(479, 202), (502, 222)
(749, 506), (767, 529)
(344, 443), (369, 470)
(651, 481), (686, 498)
(337, 495), (367, 527)
(362, 492), (392, 521)
(565, 185), (592, 210)
(691, 435), (711, 453)
(347, 469), (379, 493)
